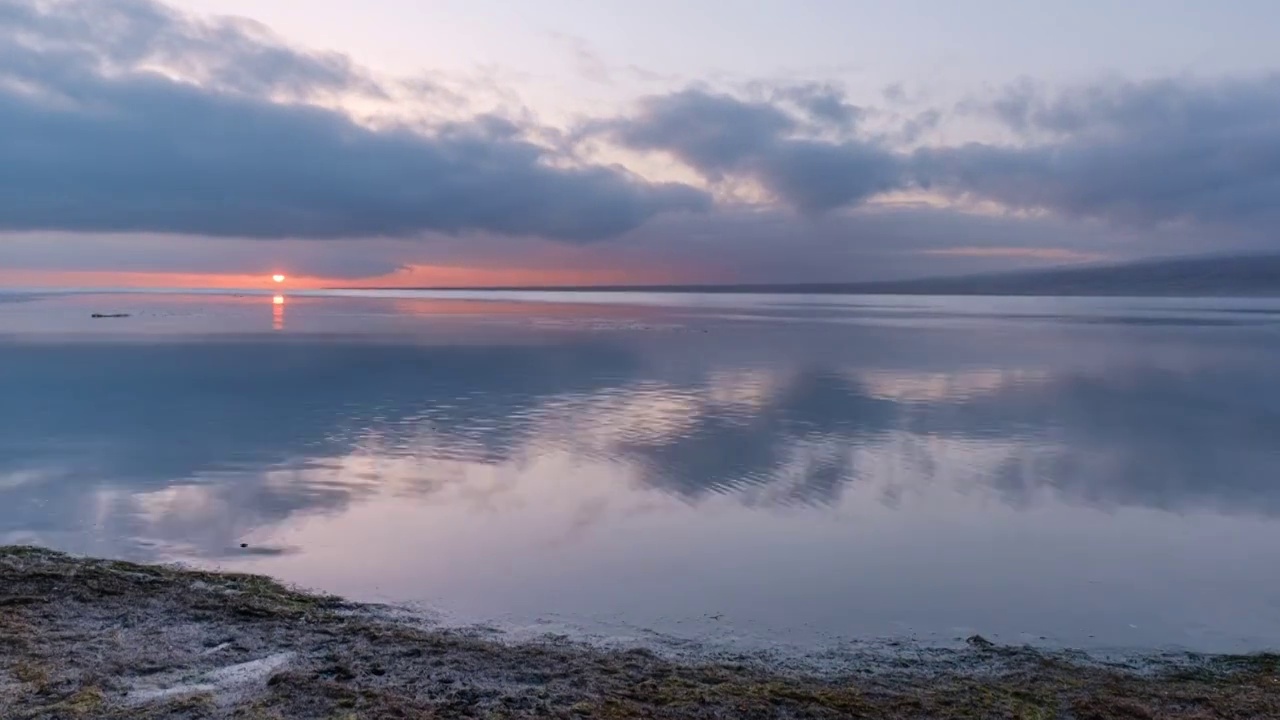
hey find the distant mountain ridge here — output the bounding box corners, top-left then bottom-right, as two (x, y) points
(368, 254), (1280, 296)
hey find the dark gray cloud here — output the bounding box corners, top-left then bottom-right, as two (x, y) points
(602, 89), (798, 176)
(918, 76), (1280, 232)
(0, 0), (385, 101)
(593, 88), (904, 212)
(762, 81), (865, 131)
(897, 109), (943, 145)
(595, 76), (1280, 243)
(0, 0), (708, 242)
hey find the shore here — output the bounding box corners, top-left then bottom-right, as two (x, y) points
(2, 546), (1277, 719)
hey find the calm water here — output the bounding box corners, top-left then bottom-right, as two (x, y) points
(3, 290), (1280, 654)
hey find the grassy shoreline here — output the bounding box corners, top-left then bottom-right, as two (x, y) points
(2, 545), (1277, 719)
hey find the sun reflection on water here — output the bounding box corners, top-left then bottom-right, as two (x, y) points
(272, 295), (285, 331)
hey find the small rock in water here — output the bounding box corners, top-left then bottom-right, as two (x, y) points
(966, 634), (995, 648)
(91, 313), (131, 319)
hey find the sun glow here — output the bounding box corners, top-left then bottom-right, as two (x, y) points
(272, 274), (286, 283)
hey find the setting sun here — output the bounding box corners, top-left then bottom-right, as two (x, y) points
(272, 274), (286, 283)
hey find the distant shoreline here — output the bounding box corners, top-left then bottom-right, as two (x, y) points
(335, 253), (1280, 297)
(3, 546), (1278, 718)
(333, 284), (1280, 297)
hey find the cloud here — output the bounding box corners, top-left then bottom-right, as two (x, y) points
(592, 87), (905, 212)
(0, 0), (709, 242)
(592, 74), (1280, 245)
(609, 207), (1133, 283)
(761, 81), (865, 131)
(0, 205), (1159, 285)
(0, 232), (412, 279)
(0, 0), (384, 101)
(5, 0), (1280, 282)
(918, 75), (1280, 232)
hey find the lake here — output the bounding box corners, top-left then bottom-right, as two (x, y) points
(3, 290), (1280, 656)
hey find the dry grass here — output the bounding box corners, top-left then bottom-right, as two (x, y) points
(2, 545), (1277, 718)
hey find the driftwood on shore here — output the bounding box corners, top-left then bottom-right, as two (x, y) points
(1, 546), (1277, 719)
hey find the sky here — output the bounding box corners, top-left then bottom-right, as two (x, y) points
(2, 0), (1279, 289)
